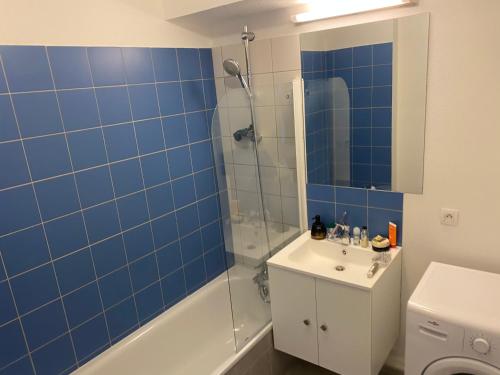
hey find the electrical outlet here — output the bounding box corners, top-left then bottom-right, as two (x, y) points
(441, 208), (459, 226)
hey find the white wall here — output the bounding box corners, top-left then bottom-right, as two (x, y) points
(213, 0), (500, 368)
(0, 0), (211, 47)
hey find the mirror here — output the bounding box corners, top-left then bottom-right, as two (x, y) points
(300, 13), (429, 194)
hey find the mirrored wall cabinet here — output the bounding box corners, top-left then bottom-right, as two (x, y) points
(300, 13), (429, 194)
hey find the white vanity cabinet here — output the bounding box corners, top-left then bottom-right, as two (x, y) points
(268, 247), (401, 375)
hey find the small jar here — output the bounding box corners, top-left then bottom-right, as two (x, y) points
(353, 227), (361, 246)
(360, 226), (369, 248)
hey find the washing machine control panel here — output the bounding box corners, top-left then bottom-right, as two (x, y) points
(464, 330), (500, 367)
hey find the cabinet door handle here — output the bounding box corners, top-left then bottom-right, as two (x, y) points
(303, 319), (310, 326)
(320, 324), (328, 331)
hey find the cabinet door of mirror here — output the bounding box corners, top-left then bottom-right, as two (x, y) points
(300, 13), (429, 194)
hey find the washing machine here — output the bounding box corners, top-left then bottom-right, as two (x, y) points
(405, 262), (500, 375)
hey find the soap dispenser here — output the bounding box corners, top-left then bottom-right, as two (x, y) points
(311, 215), (326, 240)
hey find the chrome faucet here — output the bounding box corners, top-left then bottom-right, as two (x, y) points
(328, 211), (350, 244)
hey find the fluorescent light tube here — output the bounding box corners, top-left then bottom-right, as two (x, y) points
(291, 0), (413, 23)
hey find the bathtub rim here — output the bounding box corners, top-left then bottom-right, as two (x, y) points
(214, 321), (273, 375)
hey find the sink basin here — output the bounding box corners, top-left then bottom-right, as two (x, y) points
(267, 231), (401, 290)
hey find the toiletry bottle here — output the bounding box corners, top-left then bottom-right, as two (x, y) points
(360, 226), (369, 248)
(341, 225), (350, 245)
(389, 222), (397, 247)
(311, 215), (326, 240)
(353, 227), (360, 246)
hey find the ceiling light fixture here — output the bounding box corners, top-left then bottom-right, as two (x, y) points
(291, 0), (414, 24)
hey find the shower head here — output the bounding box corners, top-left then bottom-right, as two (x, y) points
(223, 58), (252, 98)
(223, 58), (241, 76)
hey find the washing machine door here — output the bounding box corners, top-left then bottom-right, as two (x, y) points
(423, 357), (500, 375)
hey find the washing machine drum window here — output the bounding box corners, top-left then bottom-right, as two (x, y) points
(424, 357), (500, 375)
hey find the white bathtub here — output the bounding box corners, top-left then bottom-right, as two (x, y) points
(73, 270), (272, 375)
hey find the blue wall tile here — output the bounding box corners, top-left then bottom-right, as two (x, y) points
(10, 264), (59, 314)
(109, 159), (144, 197)
(201, 221), (222, 252)
(54, 248), (95, 294)
(151, 213), (177, 248)
(176, 204), (200, 237)
(0, 225), (50, 277)
(190, 141), (213, 171)
(194, 168), (216, 199)
(0, 46), (53, 92)
(0, 141), (30, 189)
(151, 48), (179, 82)
(22, 299), (67, 350)
(106, 297), (138, 341)
(122, 48), (155, 84)
(13, 92), (63, 137)
(31, 334), (76, 375)
(135, 282), (163, 322)
(63, 282), (102, 328)
(71, 314), (109, 361)
(141, 152), (169, 187)
(129, 254), (158, 292)
(116, 192), (149, 230)
(47, 47), (93, 89)
(0, 45), (222, 371)
(87, 47), (126, 86)
(167, 146), (192, 179)
(25, 135), (72, 180)
(146, 183), (174, 219)
(0, 281), (17, 325)
(0, 60), (8, 93)
(0, 185), (40, 236)
(157, 241), (182, 277)
(172, 175), (196, 208)
(161, 268), (186, 307)
(128, 84), (159, 120)
(157, 82), (183, 116)
(99, 267), (133, 309)
(182, 80), (205, 112)
(75, 166), (115, 208)
(0, 321), (28, 368)
(199, 49), (214, 79)
(186, 111), (209, 142)
(58, 89), (100, 131)
(180, 231), (203, 263)
(0, 95), (19, 141)
(1, 356), (34, 375)
(135, 119), (164, 154)
(83, 202), (121, 243)
(123, 224), (154, 262)
(177, 48), (201, 81)
(373, 43), (393, 65)
(96, 86), (132, 125)
(91, 236), (127, 277)
(67, 128), (107, 170)
(162, 114), (188, 148)
(353, 45), (372, 67)
(34, 175), (80, 220)
(184, 257), (206, 293)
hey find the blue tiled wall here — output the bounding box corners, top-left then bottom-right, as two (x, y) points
(302, 42), (393, 189)
(306, 184), (403, 246)
(0, 45), (225, 374)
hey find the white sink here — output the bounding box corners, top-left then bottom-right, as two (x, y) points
(267, 231), (401, 290)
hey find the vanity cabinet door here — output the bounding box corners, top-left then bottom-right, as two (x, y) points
(316, 279), (371, 375)
(268, 267), (318, 364)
